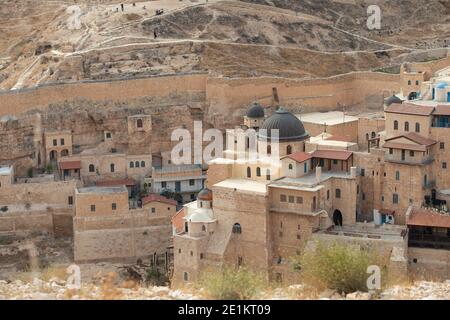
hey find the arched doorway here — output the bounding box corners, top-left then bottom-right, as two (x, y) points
(49, 150), (57, 161)
(333, 209), (343, 226)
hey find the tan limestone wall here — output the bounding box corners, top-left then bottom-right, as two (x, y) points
(408, 247), (450, 281)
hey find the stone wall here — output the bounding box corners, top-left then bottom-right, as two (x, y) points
(408, 247), (450, 281)
(73, 211), (172, 262)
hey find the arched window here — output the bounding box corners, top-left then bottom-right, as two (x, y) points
(288, 163), (293, 170)
(408, 80), (412, 85)
(135, 161), (140, 168)
(415, 122), (420, 133)
(232, 223), (242, 234)
(286, 145), (292, 154)
(405, 122), (409, 131)
(366, 133), (369, 140)
(267, 145), (271, 155)
(202, 225), (206, 232)
(141, 161), (145, 167)
(394, 120), (398, 130)
(130, 162), (134, 168)
(110, 163), (115, 173)
(137, 119), (143, 128)
(183, 272), (188, 281)
(256, 167), (261, 176)
(246, 167), (251, 178)
(371, 132), (376, 139)
(89, 164), (95, 172)
(266, 169), (271, 181)
(61, 149), (69, 157)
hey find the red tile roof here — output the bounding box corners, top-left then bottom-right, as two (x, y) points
(383, 133), (437, 151)
(385, 103), (434, 116)
(432, 105), (450, 116)
(282, 152), (312, 163)
(407, 208), (450, 228)
(142, 193), (177, 206)
(59, 160), (81, 170)
(171, 208), (186, 234)
(96, 178), (135, 187)
(311, 149), (353, 161)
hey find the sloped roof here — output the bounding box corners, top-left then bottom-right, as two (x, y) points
(59, 161), (81, 170)
(383, 133), (437, 151)
(311, 149), (353, 161)
(385, 103), (434, 116)
(282, 152), (312, 163)
(171, 208), (186, 234)
(433, 105), (450, 116)
(142, 193), (177, 206)
(407, 208), (450, 228)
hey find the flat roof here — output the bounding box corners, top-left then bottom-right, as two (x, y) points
(270, 171), (354, 189)
(408, 208), (450, 228)
(77, 185), (128, 194)
(297, 111), (358, 125)
(213, 178), (267, 194)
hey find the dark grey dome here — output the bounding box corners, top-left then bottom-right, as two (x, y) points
(246, 102), (265, 118)
(384, 95), (403, 106)
(258, 107), (309, 142)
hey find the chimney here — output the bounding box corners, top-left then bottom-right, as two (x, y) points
(316, 166), (322, 183)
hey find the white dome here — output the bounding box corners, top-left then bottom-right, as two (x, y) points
(187, 208), (214, 223)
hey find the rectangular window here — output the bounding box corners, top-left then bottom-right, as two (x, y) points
(152, 208), (156, 213)
(304, 162), (307, 173)
(409, 150), (414, 157)
(189, 179), (195, 186)
(327, 190), (330, 200)
(112, 203), (117, 210)
(393, 194), (399, 204)
(335, 189), (341, 198)
(333, 159), (338, 165)
(395, 171), (400, 180)
(280, 194), (287, 202)
(296, 196), (303, 204)
(53, 139), (57, 146)
(106, 132), (112, 139)
(60, 139), (65, 146)
(440, 142), (445, 150)
(68, 196), (73, 205)
(389, 148), (393, 155)
(161, 181), (167, 188)
(360, 168), (365, 176)
(288, 195), (294, 203)
(90, 205), (96, 212)
(443, 162), (447, 169)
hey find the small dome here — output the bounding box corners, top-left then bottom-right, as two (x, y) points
(384, 95), (403, 106)
(258, 107), (309, 142)
(197, 188), (212, 201)
(436, 82), (448, 89)
(188, 210), (214, 223)
(246, 102), (265, 118)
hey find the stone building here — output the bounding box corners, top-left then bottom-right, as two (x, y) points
(172, 105), (408, 285)
(73, 186), (175, 262)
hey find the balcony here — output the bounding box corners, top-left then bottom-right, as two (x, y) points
(408, 231), (450, 250)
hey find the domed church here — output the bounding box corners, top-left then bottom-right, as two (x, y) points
(258, 107), (309, 157)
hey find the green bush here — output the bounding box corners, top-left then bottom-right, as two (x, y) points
(199, 267), (266, 300)
(296, 241), (384, 294)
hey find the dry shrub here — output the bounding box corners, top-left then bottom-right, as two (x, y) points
(199, 267), (266, 300)
(100, 272), (123, 300)
(40, 265), (67, 282)
(297, 241), (386, 294)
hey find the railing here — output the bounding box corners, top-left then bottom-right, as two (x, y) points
(408, 232), (450, 250)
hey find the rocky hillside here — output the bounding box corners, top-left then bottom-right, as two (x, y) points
(0, 0), (449, 89)
(0, 277), (448, 300)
